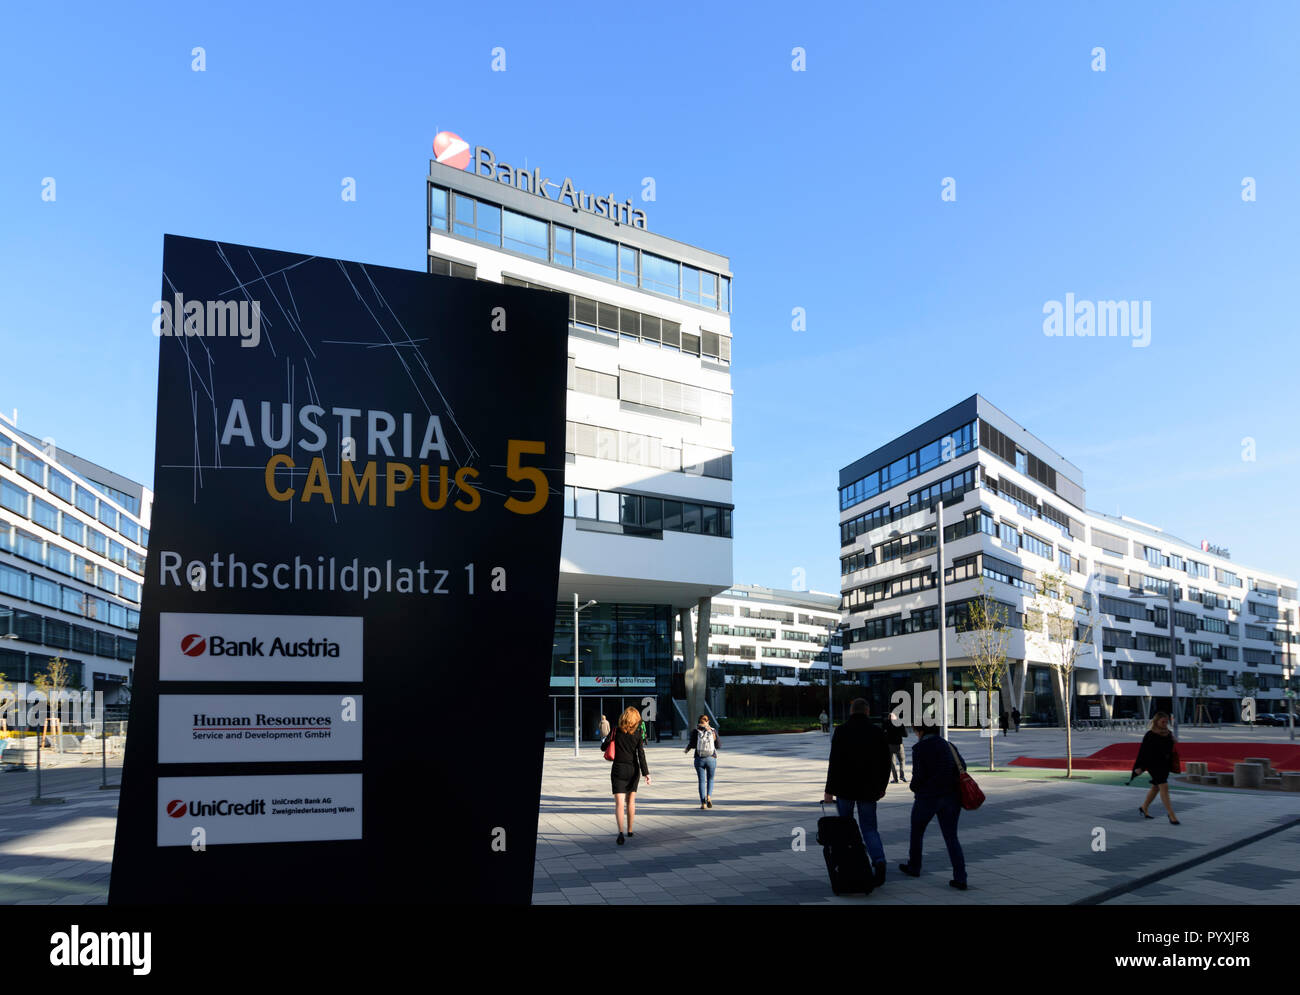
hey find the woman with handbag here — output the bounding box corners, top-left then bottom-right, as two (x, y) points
(1133, 711), (1180, 824)
(601, 706), (651, 845)
(898, 721), (969, 890)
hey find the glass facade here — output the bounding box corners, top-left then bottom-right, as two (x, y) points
(549, 602), (674, 740)
(429, 184), (732, 314)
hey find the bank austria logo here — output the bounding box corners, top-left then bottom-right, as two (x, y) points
(166, 799), (187, 818)
(433, 130), (471, 169)
(179, 630), (340, 659)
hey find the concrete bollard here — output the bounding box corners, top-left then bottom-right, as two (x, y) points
(1234, 762), (1265, 788)
(1245, 757), (1274, 776)
(1281, 773), (1300, 792)
(1216, 772), (1235, 786)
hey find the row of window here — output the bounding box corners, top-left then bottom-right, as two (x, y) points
(839, 421), (976, 510)
(0, 647), (87, 687)
(0, 438), (145, 541)
(0, 522), (141, 601)
(1, 480), (146, 573)
(563, 486), (733, 538)
(839, 467), (977, 547)
(501, 275), (731, 364)
(0, 602), (136, 662)
(0, 562), (140, 631)
(565, 421), (732, 480)
(566, 361), (734, 423)
(431, 186), (733, 312)
(844, 597), (1023, 645)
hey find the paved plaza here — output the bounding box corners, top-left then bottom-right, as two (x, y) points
(0, 725), (1298, 904)
(534, 725), (1300, 905)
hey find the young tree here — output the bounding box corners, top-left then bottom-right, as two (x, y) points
(34, 657), (73, 750)
(956, 581), (1011, 771)
(1026, 571), (1098, 778)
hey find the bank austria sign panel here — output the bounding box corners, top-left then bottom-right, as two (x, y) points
(110, 235), (568, 904)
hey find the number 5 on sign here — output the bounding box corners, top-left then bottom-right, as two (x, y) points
(503, 440), (548, 515)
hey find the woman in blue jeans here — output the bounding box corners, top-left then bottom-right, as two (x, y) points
(684, 715), (719, 809)
(899, 722), (968, 890)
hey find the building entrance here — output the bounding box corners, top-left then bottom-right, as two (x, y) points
(548, 694), (663, 742)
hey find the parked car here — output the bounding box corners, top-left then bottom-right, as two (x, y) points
(1254, 713), (1284, 726)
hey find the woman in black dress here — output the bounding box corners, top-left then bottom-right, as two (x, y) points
(1133, 711), (1180, 824)
(602, 706), (650, 845)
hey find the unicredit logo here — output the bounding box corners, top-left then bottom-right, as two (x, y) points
(180, 634), (206, 656)
(166, 799), (187, 818)
(433, 131), (470, 169)
(166, 797), (266, 818)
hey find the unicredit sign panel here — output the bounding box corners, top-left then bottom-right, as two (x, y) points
(158, 613), (363, 681)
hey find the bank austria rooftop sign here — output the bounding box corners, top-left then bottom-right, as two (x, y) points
(433, 130), (649, 230)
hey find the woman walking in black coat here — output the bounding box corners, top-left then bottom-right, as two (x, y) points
(602, 706), (651, 845)
(1133, 711), (1180, 824)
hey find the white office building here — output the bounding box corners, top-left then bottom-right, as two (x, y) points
(0, 414), (152, 710)
(427, 135), (734, 739)
(837, 395), (1297, 726)
(674, 584), (843, 690)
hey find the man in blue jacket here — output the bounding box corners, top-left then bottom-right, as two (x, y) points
(822, 698), (893, 886)
(898, 722), (969, 890)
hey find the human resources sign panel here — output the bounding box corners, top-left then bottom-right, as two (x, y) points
(110, 235), (568, 903)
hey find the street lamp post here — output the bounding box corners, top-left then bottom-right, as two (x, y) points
(573, 594), (597, 759)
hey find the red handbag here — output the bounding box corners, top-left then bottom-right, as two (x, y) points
(1171, 748), (1181, 773)
(949, 743), (985, 811)
(603, 735), (616, 762)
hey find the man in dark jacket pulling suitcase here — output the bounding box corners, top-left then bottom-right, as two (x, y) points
(822, 698), (893, 886)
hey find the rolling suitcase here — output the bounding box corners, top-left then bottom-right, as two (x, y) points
(817, 803), (874, 895)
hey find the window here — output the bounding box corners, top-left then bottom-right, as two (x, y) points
(502, 210), (548, 259)
(0, 563), (28, 599)
(97, 567), (117, 595)
(108, 540), (126, 566)
(1059, 548), (1072, 573)
(86, 528), (106, 555)
(641, 252), (679, 297)
(31, 497), (58, 532)
(1, 480), (27, 516)
(553, 225), (573, 267)
(119, 577), (141, 602)
(14, 529), (42, 563)
(573, 487), (596, 519)
(47, 469), (72, 503)
(682, 266), (700, 304)
(75, 487), (96, 516)
(47, 546), (71, 576)
(1022, 532), (1053, 560)
(97, 502), (118, 530)
(119, 518), (139, 543)
(429, 185), (448, 231)
(16, 451), (44, 484)
(575, 232), (616, 280)
(720, 276), (731, 312)
(619, 246), (638, 286)
(701, 272), (717, 309)
(31, 576), (59, 609)
(61, 516), (84, 544)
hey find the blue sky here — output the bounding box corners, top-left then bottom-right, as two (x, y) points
(2, 1), (1297, 594)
